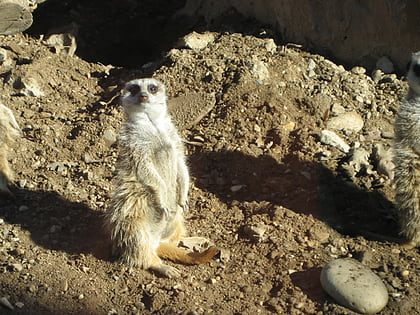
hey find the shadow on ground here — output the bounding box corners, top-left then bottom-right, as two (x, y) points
(189, 149), (400, 241)
(0, 188), (109, 260)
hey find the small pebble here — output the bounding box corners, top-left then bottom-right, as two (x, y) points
(15, 302), (24, 309)
(11, 263), (23, 272)
(0, 297), (14, 310)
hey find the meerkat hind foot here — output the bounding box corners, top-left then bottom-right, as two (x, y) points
(150, 263), (181, 278)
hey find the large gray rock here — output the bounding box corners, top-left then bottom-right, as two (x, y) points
(321, 258), (389, 314)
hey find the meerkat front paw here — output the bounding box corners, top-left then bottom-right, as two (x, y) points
(180, 200), (189, 213)
(150, 263), (181, 278)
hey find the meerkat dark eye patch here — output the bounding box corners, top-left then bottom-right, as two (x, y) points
(148, 84), (158, 94)
(413, 63), (420, 77)
(127, 84), (140, 96)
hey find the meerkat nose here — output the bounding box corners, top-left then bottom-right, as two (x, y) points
(139, 92), (148, 101)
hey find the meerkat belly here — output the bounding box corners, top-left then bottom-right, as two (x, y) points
(154, 141), (179, 206)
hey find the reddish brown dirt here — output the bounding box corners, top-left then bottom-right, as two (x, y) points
(0, 5), (418, 315)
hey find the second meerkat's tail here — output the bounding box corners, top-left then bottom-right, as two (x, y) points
(157, 242), (218, 265)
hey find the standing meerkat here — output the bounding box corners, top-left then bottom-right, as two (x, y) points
(105, 78), (218, 277)
(0, 104), (20, 197)
(393, 52), (420, 249)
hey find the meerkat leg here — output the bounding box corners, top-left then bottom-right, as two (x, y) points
(0, 146), (12, 195)
(176, 154), (190, 212)
(395, 156), (420, 248)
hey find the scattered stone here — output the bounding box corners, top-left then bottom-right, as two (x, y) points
(400, 270), (409, 278)
(250, 57), (270, 82)
(307, 59), (317, 77)
(376, 56), (394, 74)
(347, 147), (371, 174)
(373, 144), (395, 179)
(177, 31), (215, 50)
(219, 248), (231, 262)
(28, 285), (37, 293)
(103, 129), (117, 147)
(230, 185), (245, 192)
(326, 112), (364, 133)
(351, 66), (366, 75)
(320, 130), (350, 153)
(321, 258), (388, 314)
(45, 33), (77, 57)
(0, 296), (14, 310)
(13, 76), (44, 97)
(330, 104), (346, 116)
(18, 205), (29, 212)
(0, 48), (8, 65)
(62, 279), (68, 292)
(371, 69), (384, 83)
(243, 223), (268, 242)
(11, 263), (23, 272)
(264, 39), (277, 53)
(15, 302), (24, 309)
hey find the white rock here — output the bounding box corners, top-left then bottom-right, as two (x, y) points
(103, 129), (117, 147)
(320, 130), (350, 153)
(251, 57), (270, 82)
(0, 297), (14, 310)
(373, 144), (395, 180)
(351, 66), (366, 75)
(15, 302), (24, 309)
(45, 33), (77, 57)
(230, 184), (245, 192)
(330, 104), (346, 116)
(264, 39), (277, 53)
(321, 258), (388, 314)
(326, 112), (364, 133)
(0, 48), (7, 64)
(243, 223), (268, 242)
(177, 31), (215, 50)
(348, 147), (371, 173)
(14, 77), (44, 97)
(376, 56), (394, 74)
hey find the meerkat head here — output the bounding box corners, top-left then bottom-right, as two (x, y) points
(121, 78), (167, 118)
(407, 52), (420, 95)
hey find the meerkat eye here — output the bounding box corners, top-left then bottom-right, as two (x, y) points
(413, 63), (420, 77)
(148, 84), (158, 94)
(127, 84), (140, 96)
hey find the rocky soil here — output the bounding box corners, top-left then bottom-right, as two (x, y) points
(0, 6), (419, 315)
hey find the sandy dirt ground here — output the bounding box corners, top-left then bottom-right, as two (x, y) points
(0, 2), (418, 314)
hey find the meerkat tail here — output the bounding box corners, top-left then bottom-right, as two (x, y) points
(156, 242), (218, 265)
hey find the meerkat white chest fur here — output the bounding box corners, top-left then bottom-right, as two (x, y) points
(119, 78), (188, 218)
(394, 52), (420, 248)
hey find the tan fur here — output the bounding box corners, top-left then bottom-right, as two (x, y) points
(393, 52), (420, 248)
(105, 78), (217, 277)
(0, 104), (20, 196)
